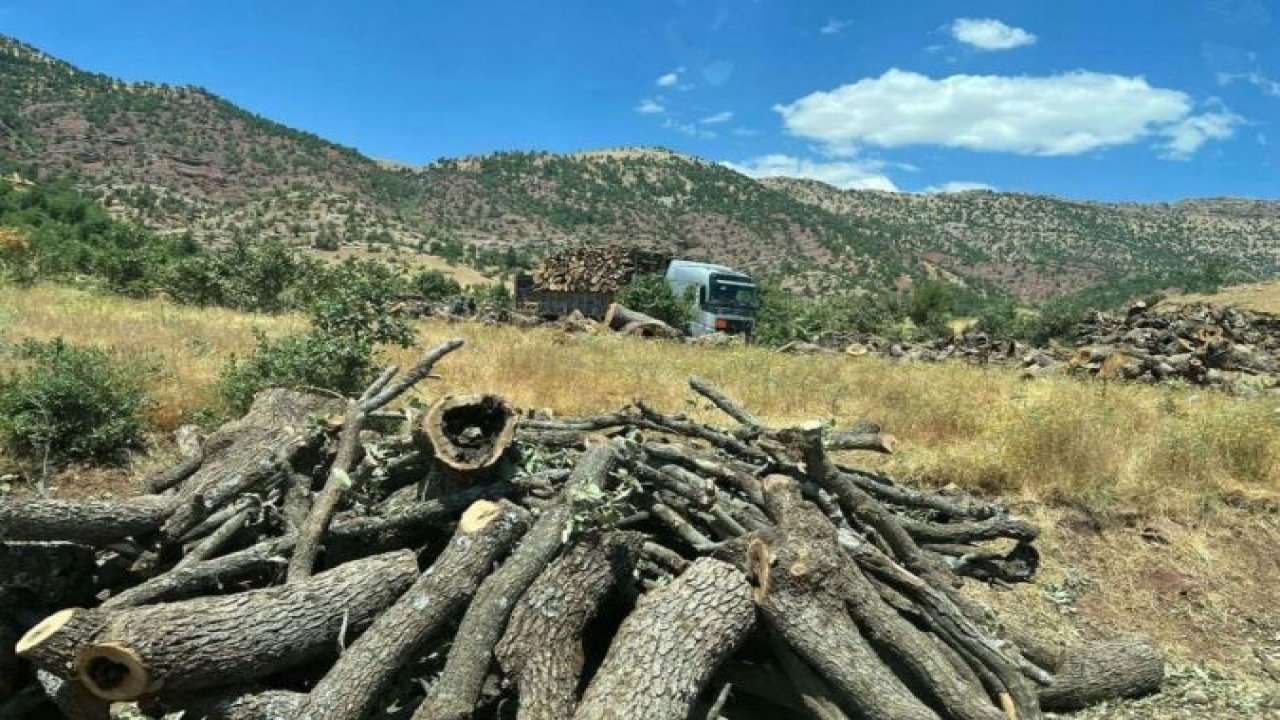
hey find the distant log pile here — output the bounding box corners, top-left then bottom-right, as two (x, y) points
(1, 341), (1163, 719)
(531, 244), (671, 293)
(826, 302), (1280, 392)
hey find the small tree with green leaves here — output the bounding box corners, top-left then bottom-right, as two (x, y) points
(218, 260), (416, 413)
(618, 274), (693, 330)
(0, 338), (153, 466)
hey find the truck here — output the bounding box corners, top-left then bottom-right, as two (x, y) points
(514, 246), (760, 339)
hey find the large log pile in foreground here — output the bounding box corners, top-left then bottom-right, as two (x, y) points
(2, 340), (1164, 719)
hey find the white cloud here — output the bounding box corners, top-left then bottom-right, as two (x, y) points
(656, 72), (680, 88)
(730, 127), (759, 137)
(700, 111), (734, 125)
(723, 154), (898, 192)
(776, 69), (1237, 158)
(950, 18), (1037, 51)
(1159, 110), (1244, 159)
(1217, 71), (1280, 97)
(820, 19), (850, 35)
(636, 98), (665, 114)
(921, 181), (996, 194)
(664, 118), (717, 140)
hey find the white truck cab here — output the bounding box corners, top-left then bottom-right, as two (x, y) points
(665, 260), (759, 338)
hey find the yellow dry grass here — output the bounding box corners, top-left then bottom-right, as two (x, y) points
(3, 283), (1278, 520)
(1160, 280), (1280, 315)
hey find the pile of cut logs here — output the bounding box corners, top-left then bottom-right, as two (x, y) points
(2, 340), (1163, 719)
(820, 302), (1280, 392)
(531, 245), (671, 293)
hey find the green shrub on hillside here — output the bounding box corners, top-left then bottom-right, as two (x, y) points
(619, 274), (693, 331)
(0, 338), (153, 465)
(217, 259), (416, 413)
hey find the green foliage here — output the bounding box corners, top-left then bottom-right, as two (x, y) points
(168, 237), (313, 313)
(0, 338), (153, 465)
(753, 281), (898, 346)
(468, 281), (513, 308)
(410, 269), (462, 301)
(906, 279), (956, 336)
(217, 259), (416, 413)
(618, 274), (693, 330)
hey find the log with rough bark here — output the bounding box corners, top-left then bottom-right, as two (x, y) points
(0, 497), (175, 545)
(604, 303), (682, 339)
(294, 500), (530, 720)
(20, 552), (416, 701)
(496, 532), (643, 720)
(1037, 639), (1165, 711)
(573, 558), (755, 720)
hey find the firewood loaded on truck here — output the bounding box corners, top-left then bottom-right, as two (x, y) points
(514, 245), (761, 339)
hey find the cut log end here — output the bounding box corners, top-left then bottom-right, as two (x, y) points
(423, 394), (518, 473)
(15, 608), (78, 658)
(459, 499), (503, 533)
(75, 643), (154, 702)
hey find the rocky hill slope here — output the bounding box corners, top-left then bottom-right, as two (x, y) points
(3, 34), (1278, 300)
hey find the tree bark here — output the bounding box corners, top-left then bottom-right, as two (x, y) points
(604, 303), (681, 339)
(1038, 639), (1164, 711)
(423, 394), (518, 474)
(496, 532), (643, 720)
(573, 558), (755, 720)
(15, 608), (106, 676)
(760, 476), (1003, 720)
(161, 388), (340, 542)
(166, 688), (305, 720)
(413, 443), (618, 720)
(37, 551), (417, 701)
(294, 500), (530, 720)
(0, 497), (174, 545)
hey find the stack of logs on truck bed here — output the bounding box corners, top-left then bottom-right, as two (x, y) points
(820, 302), (1280, 392)
(1, 340), (1164, 720)
(531, 245), (672, 293)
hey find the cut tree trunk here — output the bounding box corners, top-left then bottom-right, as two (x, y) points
(1038, 639), (1164, 711)
(164, 688), (305, 720)
(572, 558), (755, 720)
(161, 388), (341, 541)
(604, 303), (681, 339)
(0, 497), (174, 545)
(293, 500), (530, 720)
(495, 532), (643, 720)
(22, 551), (416, 702)
(423, 394), (519, 475)
(413, 444), (619, 720)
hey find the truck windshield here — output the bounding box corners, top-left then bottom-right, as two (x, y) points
(707, 275), (758, 312)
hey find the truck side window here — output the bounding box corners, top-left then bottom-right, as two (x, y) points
(698, 286), (706, 307)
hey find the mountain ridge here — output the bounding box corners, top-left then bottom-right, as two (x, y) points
(2, 33), (1278, 300)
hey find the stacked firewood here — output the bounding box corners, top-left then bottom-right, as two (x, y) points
(531, 245), (671, 293)
(826, 302), (1280, 391)
(1, 341), (1164, 719)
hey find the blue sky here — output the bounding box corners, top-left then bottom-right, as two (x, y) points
(1, 0), (1277, 201)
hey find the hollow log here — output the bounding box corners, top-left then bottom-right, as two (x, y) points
(0, 497), (174, 545)
(604, 303), (682, 339)
(573, 558), (755, 720)
(294, 500), (530, 720)
(423, 394), (519, 474)
(22, 551), (417, 702)
(1038, 639), (1164, 711)
(413, 444), (618, 720)
(496, 532), (643, 720)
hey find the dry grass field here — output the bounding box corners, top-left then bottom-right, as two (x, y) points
(2, 284), (1279, 711)
(3, 283), (1277, 519)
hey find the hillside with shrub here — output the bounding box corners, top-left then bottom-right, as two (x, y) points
(3, 34), (1279, 303)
